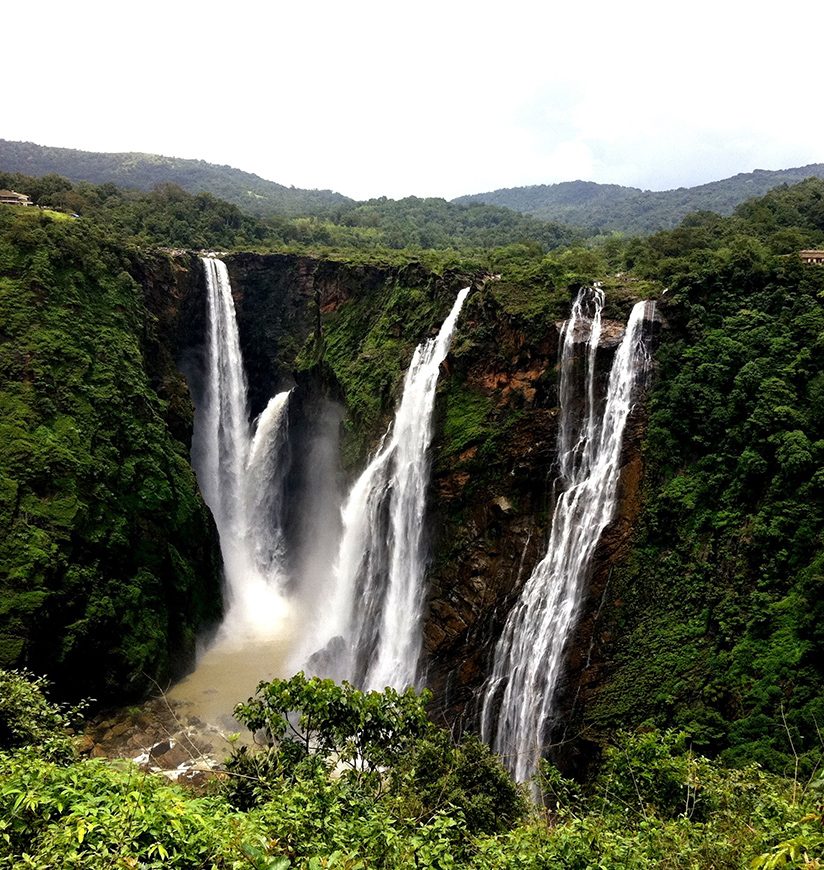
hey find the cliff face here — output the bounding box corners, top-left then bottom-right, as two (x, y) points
(128, 251), (205, 443)
(0, 216), (223, 704)
(424, 310), (562, 722)
(136, 252), (654, 757)
(422, 308), (657, 746)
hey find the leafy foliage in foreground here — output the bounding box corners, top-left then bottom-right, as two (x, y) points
(227, 674), (526, 837)
(0, 750), (279, 870)
(0, 670), (78, 763)
(233, 673), (430, 772)
(1, 672), (821, 869)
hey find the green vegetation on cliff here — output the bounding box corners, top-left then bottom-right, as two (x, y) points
(305, 272), (458, 463)
(302, 236), (637, 471)
(585, 179), (824, 776)
(0, 206), (221, 700)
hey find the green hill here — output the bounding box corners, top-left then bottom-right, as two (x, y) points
(0, 139), (353, 217)
(0, 170), (578, 255)
(454, 165), (824, 234)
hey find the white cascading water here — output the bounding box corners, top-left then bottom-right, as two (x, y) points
(195, 256), (292, 642)
(481, 288), (654, 783)
(303, 287), (471, 690)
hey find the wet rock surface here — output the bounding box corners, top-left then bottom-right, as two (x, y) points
(425, 298), (565, 725)
(82, 696), (238, 791)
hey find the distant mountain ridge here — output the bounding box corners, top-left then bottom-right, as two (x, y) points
(453, 165), (824, 234)
(0, 139), (352, 217)
(5, 138), (823, 236)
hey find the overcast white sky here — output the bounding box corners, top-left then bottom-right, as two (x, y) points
(4, 0), (823, 200)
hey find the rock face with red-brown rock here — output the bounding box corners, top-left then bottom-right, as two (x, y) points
(422, 304), (659, 756)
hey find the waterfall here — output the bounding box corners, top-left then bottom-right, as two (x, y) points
(304, 288), (471, 690)
(194, 256), (292, 642)
(481, 288), (654, 783)
(198, 257), (250, 538)
(246, 392), (291, 577)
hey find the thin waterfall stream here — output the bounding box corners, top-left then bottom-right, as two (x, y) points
(481, 288), (655, 783)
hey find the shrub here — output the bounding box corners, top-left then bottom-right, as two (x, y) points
(391, 730), (526, 835)
(0, 751), (281, 869)
(0, 669), (78, 762)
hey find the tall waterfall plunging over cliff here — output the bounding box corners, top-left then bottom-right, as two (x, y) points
(193, 257), (292, 641)
(304, 288), (471, 690)
(481, 288), (654, 783)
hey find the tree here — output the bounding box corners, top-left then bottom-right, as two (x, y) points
(233, 672), (431, 773)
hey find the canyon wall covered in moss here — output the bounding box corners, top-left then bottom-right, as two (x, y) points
(0, 211), (222, 701)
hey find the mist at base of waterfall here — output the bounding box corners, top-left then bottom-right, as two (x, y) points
(166, 259), (298, 730)
(299, 287), (471, 691)
(213, 543), (292, 642)
(169, 397), (344, 729)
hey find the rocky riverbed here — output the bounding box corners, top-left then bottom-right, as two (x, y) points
(80, 695), (242, 792)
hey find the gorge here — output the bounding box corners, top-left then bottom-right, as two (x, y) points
(1, 180), (822, 796)
(2, 182), (823, 865)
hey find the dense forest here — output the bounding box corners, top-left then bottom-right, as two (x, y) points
(0, 170), (822, 866)
(0, 171), (577, 256)
(579, 180), (824, 775)
(0, 204), (222, 699)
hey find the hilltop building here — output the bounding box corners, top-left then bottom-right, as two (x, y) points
(0, 190), (32, 206)
(800, 250), (824, 265)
